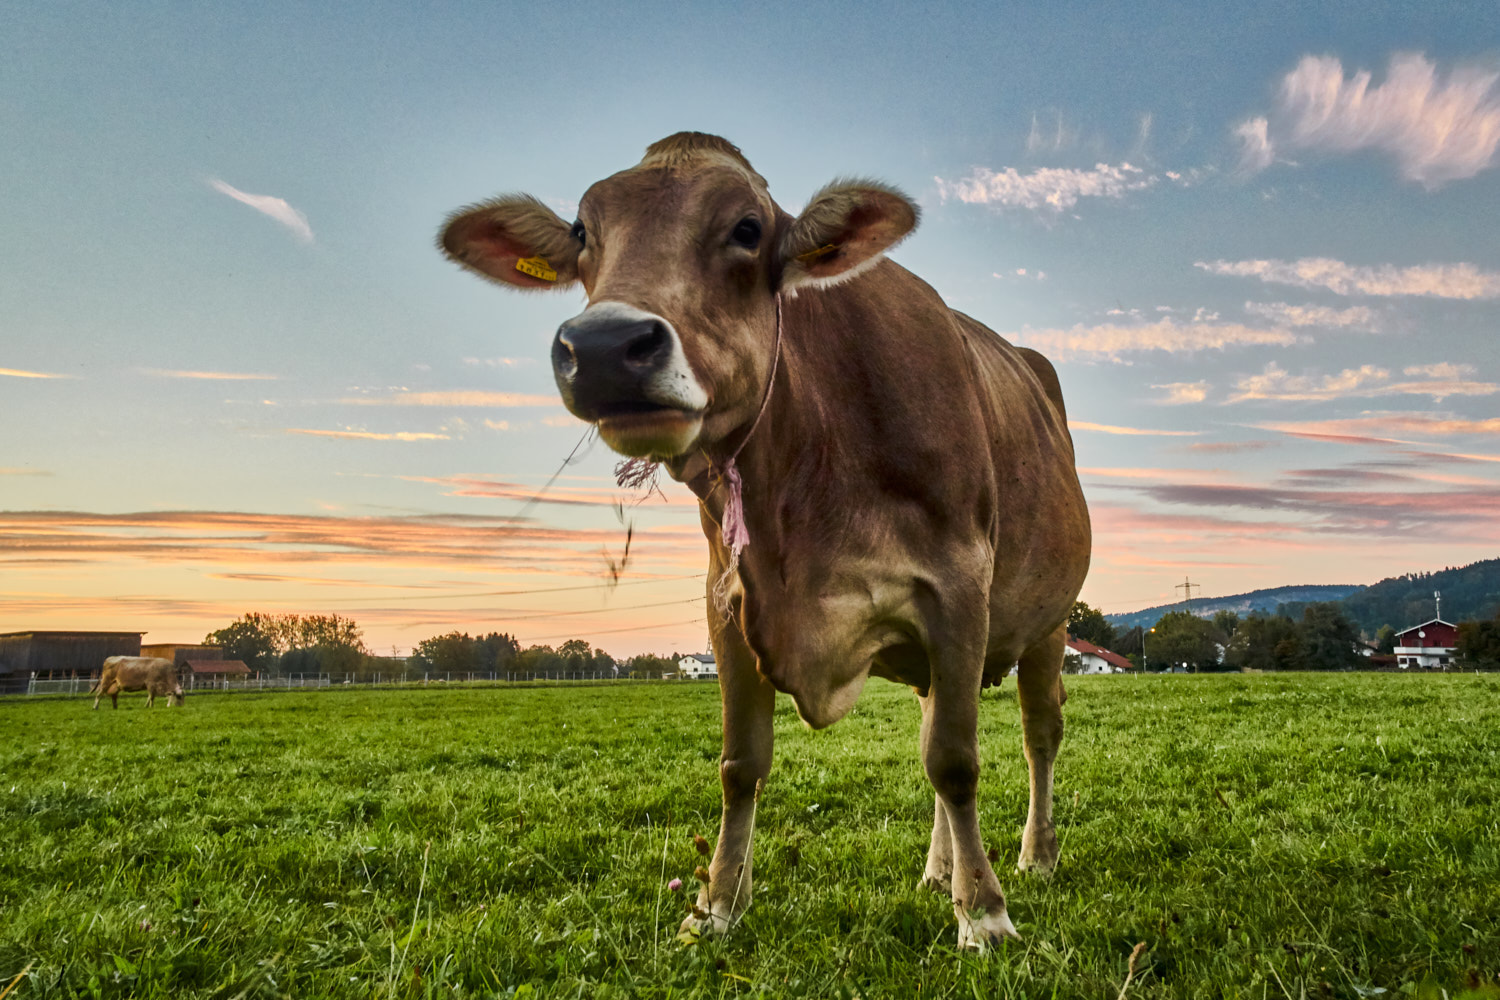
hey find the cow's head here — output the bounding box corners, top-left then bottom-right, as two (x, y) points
(439, 133), (919, 461)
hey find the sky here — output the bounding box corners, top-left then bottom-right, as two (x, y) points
(3, 1), (1498, 657)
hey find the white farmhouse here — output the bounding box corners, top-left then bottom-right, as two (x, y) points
(675, 652), (717, 679)
(1065, 636), (1133, 674)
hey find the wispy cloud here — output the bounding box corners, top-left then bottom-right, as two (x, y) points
(462, 357), (534, 368)
(208, 178), (314, 242)
(287, 429), (451, 441)
(1242, 301), (1378, 329)
(1261, 414), (1500, 440)
(1, 367), (72, 379)
(1015, 317), (1299, 361)
(1228, 362), (1497, 403)
(341, 390), (562, 407)
(1151, 381), (1210, 405)
(935, 162), (1158, 213)
(1196, 257), (1500, 299)
(1184, 440), (1276, 454)
(1069, 421), (1202, 437)
(141, 369), (278, 381)
(1234, 53), (1500, 187)
(403, 474), (698, 508)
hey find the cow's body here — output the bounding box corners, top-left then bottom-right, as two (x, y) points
(439, 133), (1091, 948)
(92, 656), (185, 709)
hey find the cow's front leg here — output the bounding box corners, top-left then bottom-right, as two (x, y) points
(1016, 626), (1066, 873)
(681, 606), (774, 937)
(922, 650), (1019, 950)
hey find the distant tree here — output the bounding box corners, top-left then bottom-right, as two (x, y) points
(289, 613), (367, 674)
(1147, 611), (1220, 671)
(628, 653), (675, 678)
(1068, 602), (1116, 648)
(1115, 625), (1144, 660)
(1223, 614), (1299, 671)
(1374, 625), (1397, 655)
(1456, 613), (1500, 668)
(1292, 602), (1363, 671)
(414, 632), (485, 673)
(479, 632), (520, 673)
(205, 613), (282, 671)
(515, 644), (565, 673)
(1212, 610), (1241, 639)
(1061, 652), (1085, 675)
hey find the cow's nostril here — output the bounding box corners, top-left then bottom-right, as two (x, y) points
(552, 331), (579, 379)
(624, 321), (671, 368)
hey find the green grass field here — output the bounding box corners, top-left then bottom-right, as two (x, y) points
(2, 674), (1497, 999)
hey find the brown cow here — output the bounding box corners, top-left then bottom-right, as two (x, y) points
(91, 656), (185, 709)
(439, 133), (1090, 948)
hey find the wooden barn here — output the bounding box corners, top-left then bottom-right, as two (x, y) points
(141, 642), (225, 668)
(0, 630), (145, 694)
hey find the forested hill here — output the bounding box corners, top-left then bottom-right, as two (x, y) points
(1105, 585), (1364, 631)
(1104, 556), (1500, 636)
(1324, 557), (1500, 635)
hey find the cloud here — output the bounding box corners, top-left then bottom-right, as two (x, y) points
(935, 162), (1158, 213)
(1, 367), (71, 379)
(1233, 116), (1276, 173)
(1069, 421), (1202, 437)
(1014, 317), (1300, 361)
(1026, 110), (1077, 154)
(1260, 414), (1500, 439)
(1235, 53), (1500, 186)
(208, 178), (314, 242)
(341, 390), (563, 407)
(403, 474), (698, 508)
(1151, 381), (1210, 405)
(463, 357), (534, 368)
(287, 428), (451, 441)
(1196, 257), (1500, 299)
(1134, 480), (1500, 538)
(1227, 362), (1498, 403)
(1242, 301), (1378, 329)
(1184, 440), (1276, 454)
(141, 369), (278, 381)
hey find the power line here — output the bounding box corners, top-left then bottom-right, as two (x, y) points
(340, 573), (707, 603)
(521, 616), (709, 642)
(435, 596), (704, 623)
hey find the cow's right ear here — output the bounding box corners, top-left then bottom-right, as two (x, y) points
(438, 195), (581, 291)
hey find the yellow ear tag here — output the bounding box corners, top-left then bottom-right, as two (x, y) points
(796, 243), (839, 264)
(515, 256), (558, 282)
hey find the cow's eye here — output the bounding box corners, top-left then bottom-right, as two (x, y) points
(569, 221), (587, 248)
(729, 217), (761, 250)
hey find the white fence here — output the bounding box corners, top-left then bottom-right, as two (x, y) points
(19, 669), (703, 697)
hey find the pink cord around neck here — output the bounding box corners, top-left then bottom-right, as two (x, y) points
(615, 295), (782, 583)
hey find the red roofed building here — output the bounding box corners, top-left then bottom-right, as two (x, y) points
(1065, 636), (1133, 674)
(1393, 619), (1457, 670)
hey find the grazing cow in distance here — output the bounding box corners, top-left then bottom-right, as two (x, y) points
(92, 656), (185, 709)
(438, 133), (1091, 949)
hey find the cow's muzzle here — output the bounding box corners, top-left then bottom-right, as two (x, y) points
(551, 302), (708, 458)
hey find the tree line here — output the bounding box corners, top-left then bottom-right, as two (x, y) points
(1070, 599), (1500, 671)
(204, 613), (694, 678)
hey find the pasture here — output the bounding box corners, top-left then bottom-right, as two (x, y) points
(1, 674), (1496, 999)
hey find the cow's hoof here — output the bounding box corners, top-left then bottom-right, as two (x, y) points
(677, 907), (734, 941)
(955, 906), (1020, 951)
(919, 873), (952, 895)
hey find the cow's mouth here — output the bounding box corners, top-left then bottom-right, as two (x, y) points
(594, 402), (703, 458)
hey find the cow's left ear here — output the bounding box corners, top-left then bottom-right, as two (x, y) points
(778, 180), (919, 292)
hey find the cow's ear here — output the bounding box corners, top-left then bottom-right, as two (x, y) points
(778, 180), (919, 292)
(438, 195), (581, 290)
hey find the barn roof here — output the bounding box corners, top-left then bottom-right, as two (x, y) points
(0, 630), (147, 638)
(186, 659), (251, 676)
(1395, 619), (1456, 636)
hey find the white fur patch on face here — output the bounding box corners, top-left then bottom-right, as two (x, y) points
(571, 300), (709, 412)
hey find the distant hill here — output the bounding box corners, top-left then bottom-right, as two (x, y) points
(1317, 557), (1500, 635)
(1105, 585), (1364, 631)
(1104, 556), (1500, 637)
